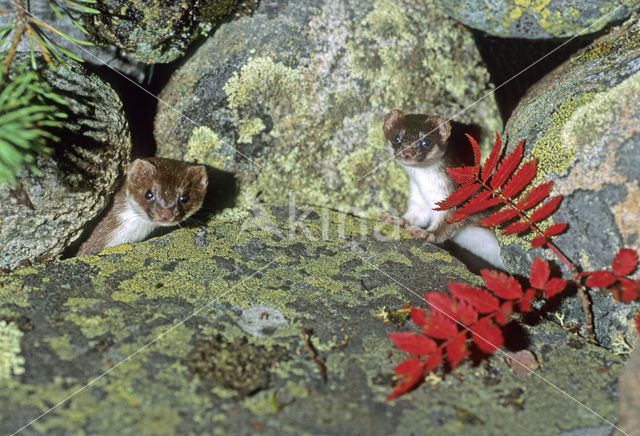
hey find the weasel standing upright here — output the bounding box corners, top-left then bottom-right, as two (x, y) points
(77, 158), (208, 255)
(382, 109), (504, 269)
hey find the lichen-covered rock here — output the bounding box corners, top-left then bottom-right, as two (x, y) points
(500, 21), (640, 348)
(0, 55), (130, 270)
(84, 0), (241, 64)
(435, 0), (640, 39)
(0, 206), (626, 434)
(154, 0), (501, 219)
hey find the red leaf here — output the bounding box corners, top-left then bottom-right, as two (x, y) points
(519, 288), (536, 312)
(517, 181), (554, 211)
(447, 166), (477, 184)
(424, 292), (453, 314)
(544, 278), (567, 298)
(544, 222), (567, 237)
(393, 357), (424, 376)
(490, 140), (523, 190)
(434, 180), (481, 211)
(386, 366), (424, 401)
(481, 269), (522, 300)
(481, 132), (502, 182)
(422, 312), (458, 340)
(482, 207), (519, 227)
(446, 332), (469, 369)
(611, 278), (640, 303)
(501, 220), (531, 236)
(466, 133), (481, 168)
(410, 306), (427, 328)
(449, 282), (499, 314)
(585, 270), (617, 288)
(452, 192), (502, 220)
(425, 348), (443, 372)
(530, 236), (547, 248)
(451, 300), (478, 326)
(502, 159), (538, 199)
(495, 301), (513, 326)
(471, 317), (503, 354)
(612, 248), (638, 276)
(388, 332), (437, 355)
(636, 310), (640, 334)
(529, 196), (563, 224)
(529, 258), (550, 290)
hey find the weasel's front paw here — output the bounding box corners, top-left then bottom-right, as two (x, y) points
(402, 211), (430, 228)
(406, 226), (437, 242)
(380, 214), (406, 227)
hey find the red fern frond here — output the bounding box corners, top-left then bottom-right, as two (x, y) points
(466, 133), (481, 168)
(490, 140), (523, 190)
(544, 222), (567, 237)
(501, 220), (530, 236)
(481, 132), (502, 182)
(529, 196), (562, 224)
(482, 208), (519, 227)
(451, 192), (502, 221)
(517, 181), (554, 211)
(434, 180), (481, 211)
(502, 159), (538, 199)
(447, 166), (477, 184)
(530, 236), (547, 248)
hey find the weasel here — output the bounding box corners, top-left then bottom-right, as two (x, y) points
(381, 109), (504, 269)
(77, 157), (208, 255)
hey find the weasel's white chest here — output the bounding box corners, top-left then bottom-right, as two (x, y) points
(106, 201), (158, 248)
(406, 165), (450, 206)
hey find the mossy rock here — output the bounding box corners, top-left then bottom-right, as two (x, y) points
(0, 54), (130, 270)
(83, 0), (241, 64)
(500, 21), (640, 348)
(154, 0), (502, 220)
(0, 205), (626, 434)
(435, 0), (640, 39)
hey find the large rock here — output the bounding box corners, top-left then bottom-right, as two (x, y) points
(500, 21), (640, 347)
(154, 0), (502, 219)
(435, 0), (640, 39)
(0, 55), (130, 270)
(0, 206), (626, 434)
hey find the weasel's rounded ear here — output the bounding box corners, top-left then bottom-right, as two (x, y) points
(428, 115), (451, 141)
(187, 165), (208, 188)
(383, 109), (404, 137)
(127, 159), (156, 179)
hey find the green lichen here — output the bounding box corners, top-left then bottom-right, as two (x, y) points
(0, 321), (24, 380)
(223, 56), (309, 114)
(573, 20), (640, 63)
(237, 117), (266, 144)
(185, 126), (230, 169)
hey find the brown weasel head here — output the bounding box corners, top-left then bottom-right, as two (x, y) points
(383, 109), (452, 167)
(125, 157), (208, 226)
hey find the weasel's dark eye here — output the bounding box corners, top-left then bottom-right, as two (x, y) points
(144, 190), (154, 200)
(420, 138), (430, 148)
(179, 193), (189, 203)
(393, 135), (401, 144)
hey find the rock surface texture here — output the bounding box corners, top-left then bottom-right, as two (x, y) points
(154, 0), (502, 219)
(0, 206), (625, 435)
(435, 0), (640, 39)
(0, 55), (130, 270)
(500, 21), (640, 348)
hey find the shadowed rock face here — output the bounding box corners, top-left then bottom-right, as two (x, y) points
(154, 0), (502, 220)
(0, 54), (130, 270)
(0, 206), (625, 434)
(499, 21), (640, 349)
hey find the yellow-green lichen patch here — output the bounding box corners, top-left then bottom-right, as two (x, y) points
(45, 336), (77, 361)
(574, 22), (640, 63)
(185, 126), (230, 169)
(0, 321), (24, 380)
(223, 56), (309, 114)
(530, 93), (596, 181)
(66, 313), (121, 339)
(237, 117), (267, 144)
